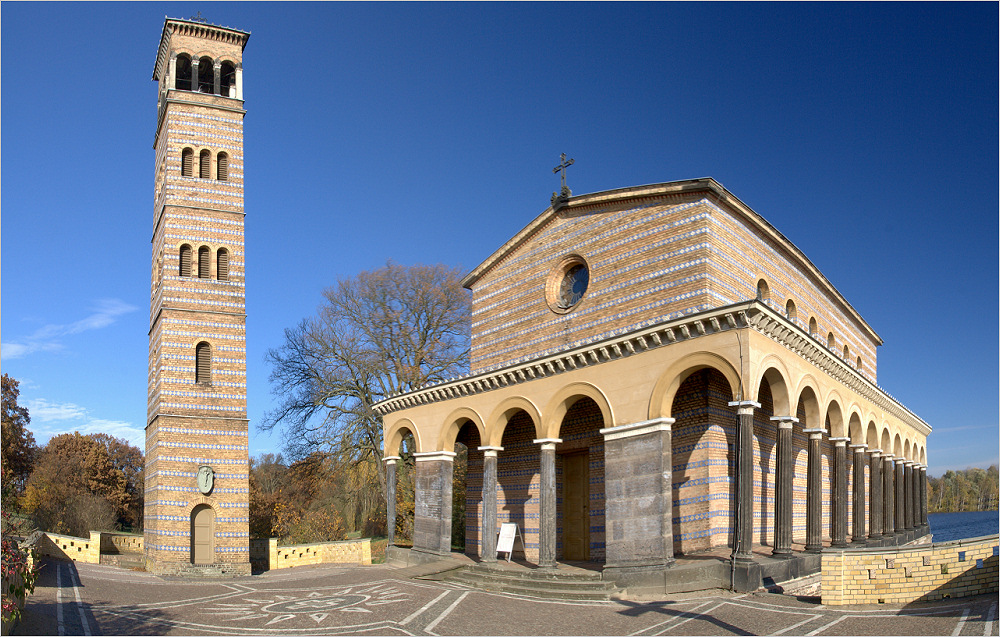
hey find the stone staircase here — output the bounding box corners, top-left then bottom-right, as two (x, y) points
(422, 563), (622, 601)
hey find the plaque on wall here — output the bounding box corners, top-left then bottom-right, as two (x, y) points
(197, 465), (215, 495)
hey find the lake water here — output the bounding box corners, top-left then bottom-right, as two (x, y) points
(928, 510), (999, 542)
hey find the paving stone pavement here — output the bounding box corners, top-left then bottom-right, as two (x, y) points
(13, 558), (999, 636)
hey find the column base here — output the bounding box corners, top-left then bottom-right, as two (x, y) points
(804, 544), (823, 553)
(603, 562), (675, 598)
(852, 538), (868, 547)
(831, 541), (849, 548)
(771, 548), (794, 559)
(730, 560), (763, 592)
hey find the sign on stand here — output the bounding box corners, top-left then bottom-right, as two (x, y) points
(496, 522), (523, 562)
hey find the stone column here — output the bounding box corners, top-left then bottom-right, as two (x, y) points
(478, 446), (502, 563)
(534, 438), (561, 568)
(169, 54), (178, 90)
(894, 460), (905, 539)
(770, 416), (796, 557)
(213, 61), (222, 95)
(850, 444), (867, 545)
(919, 465), (928, 529)
(235, 66), (244, 100)
(412, 451), (455, 556)
(911, 463), (920, 531)
(883, 456), (895, 538)
(190, 57), (200, 92)
(729, 401), (759, 563)
(903, 460), (915, 531)
(804, 429), (825, 552)
(384, 456), (400, 547)
(831, 438), (849, 548)
(601, 419), (675, 572)
(868, 450), (883, 542)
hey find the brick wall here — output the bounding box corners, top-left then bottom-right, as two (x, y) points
(822, 536), (999, 605)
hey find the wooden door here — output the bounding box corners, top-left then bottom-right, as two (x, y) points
(562, 452), (589, 561)
(191, 505), (215, 565)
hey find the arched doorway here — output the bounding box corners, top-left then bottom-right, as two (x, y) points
(498, 410), (539, 562)
(190, 504), (215, 565)
(455, 420), (482, 556)
(555, 396), (606, 562)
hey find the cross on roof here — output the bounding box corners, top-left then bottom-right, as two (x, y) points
(553, 153), (574, 193)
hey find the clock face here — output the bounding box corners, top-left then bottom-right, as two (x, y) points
(558, 263), (589, 309)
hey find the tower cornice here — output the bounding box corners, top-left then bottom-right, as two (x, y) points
(153, 17), (251, 81)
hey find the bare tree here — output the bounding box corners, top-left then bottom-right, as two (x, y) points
(260, 261), (471, 505)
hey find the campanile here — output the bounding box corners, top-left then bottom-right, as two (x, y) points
(145, 17), (251, 575)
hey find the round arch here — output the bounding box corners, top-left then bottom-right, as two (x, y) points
(903, 438), (912, 462)
(824, 394), (846, 437)
(485, 396), (543, 447)
(754, 357), (792, 416)
(792, 378), (822, 428)
(541, 382), (613, 439)
(385, 418), (422, 456)
(892, 433), (903, 458)
(648, 351), (742, 420)
(437, 407), (487, 450)
(865, 421), (879, 449)
(847, 411), (864, 444)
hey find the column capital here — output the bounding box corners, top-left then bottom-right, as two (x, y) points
(770, 415), (799, 426)
(868, 449), (882, 458)
(477, 445), (503, 457)
(803, 428), (825, 439)
(904, 460), (915, 467)
(849, 443), (868, 450)
(533, 438), (562, 451)
(413, 451), (456, 462)
(383, 455), (401, 465)
(830, 437), (850, 445)
(728, 400), (760, 415)
(600, 418), (673, 441)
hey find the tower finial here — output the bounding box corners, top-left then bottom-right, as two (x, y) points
(551, 153), (575, 206)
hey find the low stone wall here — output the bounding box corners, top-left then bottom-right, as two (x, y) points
(29, 531), (101, 564)
(99, 532), (143, 554)
(272, 538), (372, 570)
(822, 535), (999, 605)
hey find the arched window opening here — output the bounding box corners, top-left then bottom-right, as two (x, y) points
(808, 317), (817, 336)
(220, 61), (237, 97)
(217, 152), (229, 181)
(181, 148), (194, 177)
(756, 279), (770, 303)
(199, 150), (211, 179)
(179, 244), (193, 277)
(175, 54), (192, 90)
(785, 299), (797, 321)
(217, 248), (229, 281)
(856, 356), (862, 372)
(198, 246), (211, 279)
(843, 344), (850, 360)
(827, 332), (835, 349)
(195, 342), (212, 384)
(198, 56), (215, 93)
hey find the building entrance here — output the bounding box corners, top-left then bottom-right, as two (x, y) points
(562, 452), (590, 560)
(191, 504), (215, 565)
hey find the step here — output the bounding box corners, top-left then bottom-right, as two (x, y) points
(435, 566), (620, 601)
(464, 563), (603, 581)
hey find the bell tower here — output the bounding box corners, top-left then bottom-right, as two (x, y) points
(145, 17), (251, 575)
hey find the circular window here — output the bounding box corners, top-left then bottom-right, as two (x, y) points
(546, 255), (590, 314)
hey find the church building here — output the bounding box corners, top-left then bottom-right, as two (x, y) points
(144, 18), (251, 575)
(375, 176), (931, 592)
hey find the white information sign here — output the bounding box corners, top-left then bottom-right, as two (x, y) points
(496, 522), (522, 562)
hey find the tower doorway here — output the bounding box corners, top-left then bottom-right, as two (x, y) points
(561, 451), (590, 561)
(191, 504), (215, 565)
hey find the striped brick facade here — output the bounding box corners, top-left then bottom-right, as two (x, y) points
(144, 18), (251, 576)
(378, 178), (931, 592)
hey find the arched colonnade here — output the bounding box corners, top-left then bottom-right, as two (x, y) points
(380, 331), (930, 573)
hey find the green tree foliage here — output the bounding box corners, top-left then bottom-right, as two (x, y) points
(22, 432), (144, 536)
(1, 375), (37, 496)
(259, 262), (471, 536)
(927, 465), (999, 513)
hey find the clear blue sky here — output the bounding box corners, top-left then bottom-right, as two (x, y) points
(2, 2), (996, 477)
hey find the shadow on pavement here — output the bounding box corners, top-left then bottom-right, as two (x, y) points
(613, 598), (754, 636)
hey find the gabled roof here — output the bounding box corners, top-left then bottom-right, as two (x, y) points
(461, 177), (883, 346)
